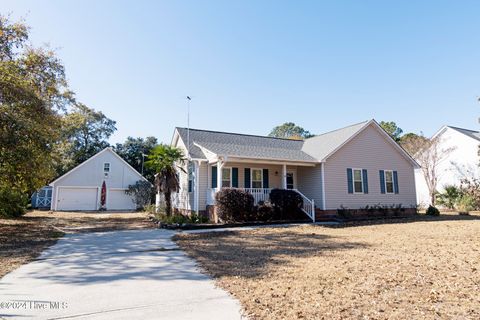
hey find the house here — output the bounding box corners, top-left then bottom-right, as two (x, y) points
(415, 125), (480, 207)
(50, 147), (148, 211)
(165, 119), (419, 221)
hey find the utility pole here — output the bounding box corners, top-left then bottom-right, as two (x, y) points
(141, 153), (146, 175)
(187, 96), (191, 158)
(186, 96), (192, 213)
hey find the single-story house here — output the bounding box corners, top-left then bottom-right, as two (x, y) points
(165, 119), (419, 221)
(50, 147), (148, 211)
(415, 125), (480, 207)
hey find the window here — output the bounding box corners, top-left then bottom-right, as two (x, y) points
(188, 163), (194, 193)
(353, 169), (363, 193)
(222, 168), (232, 188)
(251, 169), (263, 188)
(385, 170), (394, 194)
(103, 163), (110, 173)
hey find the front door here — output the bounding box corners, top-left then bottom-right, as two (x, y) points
(286, 172), (295, 189)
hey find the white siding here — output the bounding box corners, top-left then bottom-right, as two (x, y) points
(171, 136), (194, 211)
(51, 149), (145, 211)
(324, 124), (417, 210)
(416, 127), (480, 206)
(198, 162), (208, 210)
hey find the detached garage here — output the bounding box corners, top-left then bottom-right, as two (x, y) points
(50, 148), (148, 211)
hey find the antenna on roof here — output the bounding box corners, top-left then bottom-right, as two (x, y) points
(186, 96), (192, 213)
(186, 96), (191, 160)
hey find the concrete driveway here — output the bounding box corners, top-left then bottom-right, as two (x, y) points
(0, 229), (244, 320)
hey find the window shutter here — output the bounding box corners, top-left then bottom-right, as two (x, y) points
(347, 168), (353, 194)
(263, 169), (269, 188)
(188, 180), (193, 193)
(211, 166), (217, 188)
(393, 171), (399, 194)
(379, 170), (386, 194)
(232, 168), (239, 188)
(362, 169), (369, 194)
(244, 168), (251, 188)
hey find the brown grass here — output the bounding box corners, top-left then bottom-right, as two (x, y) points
(0, 210), (154, 278)
(176, 215), (480, 320)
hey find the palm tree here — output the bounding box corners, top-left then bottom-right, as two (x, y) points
(145, 145), (186, 216)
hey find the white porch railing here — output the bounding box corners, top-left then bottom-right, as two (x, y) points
(206, 188), (316, 222)
(245, 188), (272, 204)
(207, 188), (272, 205)
(292, 189), (315, 223)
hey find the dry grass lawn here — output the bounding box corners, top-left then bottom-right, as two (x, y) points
(0, 210), (154, 278)
(176, 215), (480, 320)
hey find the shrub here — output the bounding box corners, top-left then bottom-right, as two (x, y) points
(155, 212), (209, 224)
(125, 180), (154, 210)
(459, 177), (480, 209)
(215, 189), (255, 222)
(456, 194), (476, 214)
(0, 188), (28, 218)
(337, 205), (352, 218)
(254, 202), (275, 221)
(425, 205), (440, 216)
(270, 189), (304, 220)
(144, 204), (158, 214)
(436, 185), (461, 210)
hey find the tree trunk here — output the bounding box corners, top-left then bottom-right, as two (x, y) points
(430, 191), (436, 206)
(164, 190), (172, 216)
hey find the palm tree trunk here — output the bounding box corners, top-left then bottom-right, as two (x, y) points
(164, 190), (172, 216)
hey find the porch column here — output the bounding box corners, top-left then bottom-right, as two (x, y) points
(282, 164), (287, 189)
(217, 159), (224, 190)
(194, 161), (200, 214)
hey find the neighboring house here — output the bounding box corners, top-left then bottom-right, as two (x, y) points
(415, 125), (480, 207)
(50, 147), (148, 211)
(165, 119), (419, 221)
(31, 186), (53, 209)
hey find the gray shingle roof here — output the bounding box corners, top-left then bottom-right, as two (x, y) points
(176, 127), (318, 162)
(175, 120), (418, 167)
(301, 121), (369, 161)
(447, 126), (480, 142)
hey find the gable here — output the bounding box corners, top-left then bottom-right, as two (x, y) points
(302, 121), (369, 160)
(445, 126), (480, 142)
(434, 127), (480, 178)
(50, 149), (147, 188)
(173, 128), (207, 160)
(323, 124), (418, 210)
(327, 123), (417, 169)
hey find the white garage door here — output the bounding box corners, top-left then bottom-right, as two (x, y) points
(108, 189), (136, 210)
(57, 187), (98, 211)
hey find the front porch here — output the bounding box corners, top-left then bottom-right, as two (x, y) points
(204, 159), (317, 221)
(207, 187), (316, 221)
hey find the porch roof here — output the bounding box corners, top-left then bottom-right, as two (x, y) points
(176, 127), (318, 163)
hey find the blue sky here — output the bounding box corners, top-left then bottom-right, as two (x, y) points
(3, 0), (480, 143)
